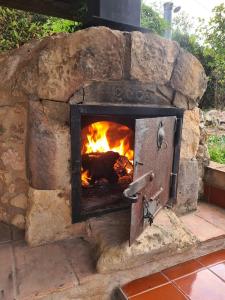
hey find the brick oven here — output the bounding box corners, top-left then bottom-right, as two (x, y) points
(0, 1), (207, 247)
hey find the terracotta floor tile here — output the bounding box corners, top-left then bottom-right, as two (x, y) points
(122, 272), (168, 297)
(180, 213), (225, 242)
(210, 262), (225, 282)
(196, 203), (225, 231)
(131, 283), (187, 300)
(0, 244), (14, 300)
(162, 259), (203, 280)
(197, 249), (225, 267)
(175, 269), (225, 300)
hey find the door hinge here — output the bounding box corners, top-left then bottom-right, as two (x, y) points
(168, 172), (178, 207)
(173, 118), (182, 147)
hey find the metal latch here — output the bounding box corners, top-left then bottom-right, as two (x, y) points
(143, 187), (164, 225)
(157, 122), (168, 150)
(123, 171), (155, 203)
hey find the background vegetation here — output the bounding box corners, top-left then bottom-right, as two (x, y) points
(207, 135), (225, 164)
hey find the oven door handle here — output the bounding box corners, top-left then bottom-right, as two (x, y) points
(123, 171), (155, 203)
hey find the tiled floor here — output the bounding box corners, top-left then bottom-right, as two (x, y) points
(0, 203), (225, 299)
(180, 202), (225, 242)
(120, 249), (225, 300)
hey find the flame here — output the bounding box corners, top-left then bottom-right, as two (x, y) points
(81, 121), (134, 186)
(81, 169), (91, 187)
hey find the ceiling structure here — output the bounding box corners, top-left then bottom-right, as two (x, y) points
(0, 0), (144, 32)
(0, 0), (86, 20)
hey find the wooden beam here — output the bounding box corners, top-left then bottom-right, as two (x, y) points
(0, 0), (86, 20)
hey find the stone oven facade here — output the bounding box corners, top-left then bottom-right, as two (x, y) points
(0, 27), (207, 246)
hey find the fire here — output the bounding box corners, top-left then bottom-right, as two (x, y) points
(81, 169), (91, 187)
(81, 121), (134, 186)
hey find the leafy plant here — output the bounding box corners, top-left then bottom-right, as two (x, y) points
(207, 135), (225, 164)
(43, 18), (81, 34)
(199, 4), (225, 109)
(141, 3), (168, 35)
(0, 7), (81, 52)
(0, 7), (48, 51)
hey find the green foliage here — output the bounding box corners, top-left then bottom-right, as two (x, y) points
(202, 4), (225, 108)
(141, 3), (167, 35)
(208, 135), (225, 164)
(172, 4), (225, 110)
(172, 30), (215, 109)
(0, 7), (81, 52)
(43, 18), (80, 34)
(0, 7), (48, 51)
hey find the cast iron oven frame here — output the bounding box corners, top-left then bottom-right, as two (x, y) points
(70, 104), (183, 223)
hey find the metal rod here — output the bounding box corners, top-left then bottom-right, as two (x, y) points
(163, 2), (174, 39)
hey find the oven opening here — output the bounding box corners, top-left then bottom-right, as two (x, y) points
(80, 116), (134, 215)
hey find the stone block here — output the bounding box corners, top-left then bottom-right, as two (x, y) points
(11, 214), (25, 229)
(130, 32), (179, 84)
(70, 81), (173, 106)
(175, 159), (199, 215)
(38, 28), (125, 101)
(10, 193), (28, 209)
(26, 188), (86, 246)
(0, 27), (207, 106)
(173, 92), (189, 110)
(171, 49), (207, 101)
(0, 27), (125, 102)
(0, 37), (51, 103)
(180, 108), (200, 160)
(0, 104), (28, 227)
(27, 100), (70, 190)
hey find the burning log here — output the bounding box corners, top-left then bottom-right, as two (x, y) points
(82, 151), (120, 184)
(114, 155), (133, 177)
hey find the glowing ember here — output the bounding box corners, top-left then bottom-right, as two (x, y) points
(81, 121), (134, 186)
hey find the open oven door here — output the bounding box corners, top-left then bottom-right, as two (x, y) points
(128, 117), (178, 245)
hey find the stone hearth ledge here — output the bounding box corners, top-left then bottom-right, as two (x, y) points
(88, 209), (198, 274)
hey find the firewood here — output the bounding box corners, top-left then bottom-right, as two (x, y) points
(82, 151), (120, 184)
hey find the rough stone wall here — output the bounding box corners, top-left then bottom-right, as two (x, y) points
(0, 103), (28, 229)
(174, 108), (200, 215)
(0, 27), (207, 245)
(196, 110), (210, 198)
(174, 108), (210, 215)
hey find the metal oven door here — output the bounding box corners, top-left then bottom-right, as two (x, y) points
(129, 117), (177, 245)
